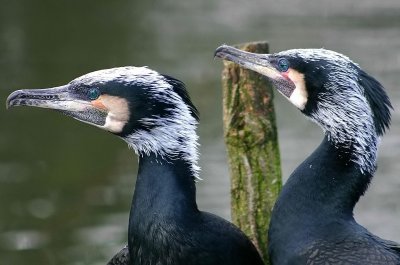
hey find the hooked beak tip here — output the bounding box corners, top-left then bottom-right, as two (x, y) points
(214, 44), (230, 60)
(6, 90), (23, 110)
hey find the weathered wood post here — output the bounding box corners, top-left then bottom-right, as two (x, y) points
(220, 41), (282, 263)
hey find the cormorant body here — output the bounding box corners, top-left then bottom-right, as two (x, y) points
(127, 152), (263, 265)
(215, 45), (400, 264)
(7, 67), (264, 265)
(269, 135), (400, 264)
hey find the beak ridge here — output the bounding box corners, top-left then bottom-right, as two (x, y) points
(6, 85), (71, 109)
(5, 85), (92, 111)
(214, 45), (267, 66)
(214, 44), (279, 77)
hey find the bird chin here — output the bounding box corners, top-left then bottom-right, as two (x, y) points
(60, 109), (108, 127)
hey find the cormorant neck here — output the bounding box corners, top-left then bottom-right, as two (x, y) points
(128, 152), (199, 258)
(132, 152), (198, 212)
(309, 94), (379, 174)
(122, 115), (200, 179)
(269, 133), (377, 260)
(324, 125), (378, 176)
(276, 135), (374, 221)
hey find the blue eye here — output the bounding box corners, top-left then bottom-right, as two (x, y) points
(87, 88), (100, 100)
(277, 58), (290, 72)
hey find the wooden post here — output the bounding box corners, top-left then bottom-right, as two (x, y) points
(221, 41), (282, 263)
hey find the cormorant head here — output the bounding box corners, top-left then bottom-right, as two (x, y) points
(7, 67), (200, 176)
(215, 45), (392, 173)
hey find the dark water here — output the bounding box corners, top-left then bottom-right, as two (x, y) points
(1, 0), (399, 264)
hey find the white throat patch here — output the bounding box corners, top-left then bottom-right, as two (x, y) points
(287, 70), (307, 110)
(93, 95), (130, 133)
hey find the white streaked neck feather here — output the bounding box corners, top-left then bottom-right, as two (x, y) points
(124, 80), (200, 179)
(310, 71), (378, 174)
(124, 115), (200, 179)
(278, 49), (379, 174)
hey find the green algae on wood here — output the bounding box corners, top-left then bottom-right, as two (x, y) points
(221, 41), (282, 264)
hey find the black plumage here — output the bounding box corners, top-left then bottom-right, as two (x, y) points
(108, 246), (129, 265)
(7, 66), (264, 265)
(215, 45), (400, 264)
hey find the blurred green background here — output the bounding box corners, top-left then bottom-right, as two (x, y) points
(1, 0), (400, 264)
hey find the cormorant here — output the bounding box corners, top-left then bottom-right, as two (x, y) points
(6, 67), (264, 265)
(215, 45), (400, 265)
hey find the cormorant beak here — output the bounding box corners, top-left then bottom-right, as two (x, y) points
(214, 45), (297, 100)
(215, 45), (282, 78)
(6, 85), (108, 127)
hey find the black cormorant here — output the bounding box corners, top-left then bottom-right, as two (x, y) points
(6, 67), (264, 265)
(215, 45), (400, 265)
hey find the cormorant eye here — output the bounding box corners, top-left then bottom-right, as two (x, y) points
(277, 58), (290, 72)
(87, 88), (100, 100)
